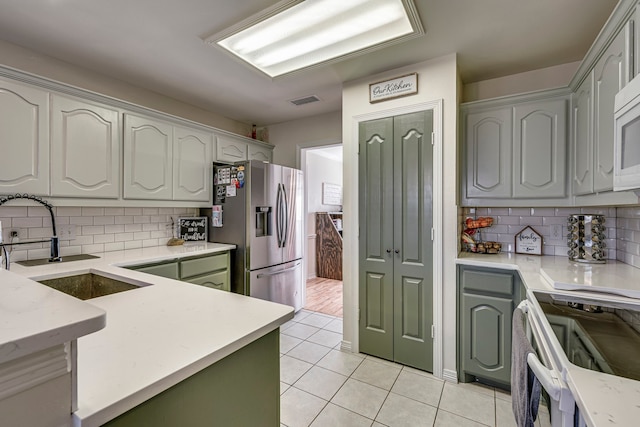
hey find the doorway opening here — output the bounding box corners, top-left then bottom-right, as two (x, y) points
(300, 144), (343, 318)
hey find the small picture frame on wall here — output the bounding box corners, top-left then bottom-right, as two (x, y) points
(515, 226), (543, 255)
(322, 182), (342, 206)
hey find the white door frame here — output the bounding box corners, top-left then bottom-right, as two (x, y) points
(347, 99), (444, 378)
(297, 138), (342, 304)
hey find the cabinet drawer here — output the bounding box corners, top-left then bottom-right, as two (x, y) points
(180, 252), (228, 279)
(131, 261), (179, 280)
(460, 268), (514, 296)
(185, 271), (229, 292)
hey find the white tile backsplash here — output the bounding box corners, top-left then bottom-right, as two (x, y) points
(617, 207), (640, 269)
(462, 205), (640, 262)
(0, 206), (198, 260)
(459, 206), (640, 265)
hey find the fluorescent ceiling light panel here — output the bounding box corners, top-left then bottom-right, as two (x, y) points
(206, 0), (423, 78)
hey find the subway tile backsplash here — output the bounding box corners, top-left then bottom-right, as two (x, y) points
(616, 207), (640, 269)
(0, 206), (198, 262)
(461, 206), (619, 259)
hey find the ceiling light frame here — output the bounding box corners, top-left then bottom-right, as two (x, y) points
(204, 0), (424, 79)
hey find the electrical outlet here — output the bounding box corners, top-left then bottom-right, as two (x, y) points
(551, 224), (563, 240)
(7, 228), (26, 242)
(57, 224), (77, 241)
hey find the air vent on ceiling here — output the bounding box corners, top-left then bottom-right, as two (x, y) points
(290, 95), (321, 106)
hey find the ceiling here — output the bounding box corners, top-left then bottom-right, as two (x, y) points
(0, 0), (619, 127)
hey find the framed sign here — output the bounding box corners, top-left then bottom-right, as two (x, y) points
(369, 73), (418, 103)
(322, 182), (342, 205)
(177, 217), (208, 242)
(515, 226), (543, 255)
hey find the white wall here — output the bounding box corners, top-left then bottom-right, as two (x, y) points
(342, 53), (459, 379)
(269, 111), (342, 168)
(0, 40), (248, 136)
(463, 61), (580, 102)
(305, 151), (343, 278)
(306, 151), (343, 219)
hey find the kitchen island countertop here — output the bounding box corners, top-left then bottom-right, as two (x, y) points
(7, 243), (294, 427)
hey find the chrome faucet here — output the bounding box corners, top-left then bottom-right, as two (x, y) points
(0, 194), (62, 270)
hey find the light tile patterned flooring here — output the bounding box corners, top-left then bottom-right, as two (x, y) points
(280, 309), (550, 427)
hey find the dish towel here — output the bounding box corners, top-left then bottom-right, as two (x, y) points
(511, 307), (542, 427)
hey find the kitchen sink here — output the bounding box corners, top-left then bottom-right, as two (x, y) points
(37, 273), (142, 300)
(16, 253), (101, 267)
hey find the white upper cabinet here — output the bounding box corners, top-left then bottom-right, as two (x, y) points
(464, 108), (512, 199)
(51, 95), (120, 198)
(513, 98), (567, 198)
(593, 29), (627, 192)
(461, 93), (568, 205)
(215, 134), (248, 164)
(248, 143), (273, 163)
(0, 78), (49, 195)
(123, 114), (173, 200)
(572, 73), (594, 196)
(173, 126), (212, 202)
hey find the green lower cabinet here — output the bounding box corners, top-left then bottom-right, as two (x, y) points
(461, 293), (513, 385)
(103, 329), (280, 427)
(458, 265), (521, 388)
(124, 251), (231, 292)
(180, 252), (230, 292)
(128, 260), (179, 280)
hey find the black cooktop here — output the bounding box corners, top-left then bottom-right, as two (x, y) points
(533, 292), (640, 381)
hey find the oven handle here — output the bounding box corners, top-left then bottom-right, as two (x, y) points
(517, 300), (563, 401)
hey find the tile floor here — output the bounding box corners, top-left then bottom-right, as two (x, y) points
(280, 309), (551, 427)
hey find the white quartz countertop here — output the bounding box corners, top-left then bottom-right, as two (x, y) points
(456, 252), (640, 426)
(7, 243), (294, 427)
(0, 269), (106, 364)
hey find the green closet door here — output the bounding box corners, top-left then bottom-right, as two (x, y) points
(358, 117), (394, 361)
(392, 111), (434, 371)
(358, 110), (434, 373)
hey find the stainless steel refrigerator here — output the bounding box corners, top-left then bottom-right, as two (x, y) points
(202, 161), (304, 311)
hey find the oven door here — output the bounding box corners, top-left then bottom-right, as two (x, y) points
(517, 299), (579, 427)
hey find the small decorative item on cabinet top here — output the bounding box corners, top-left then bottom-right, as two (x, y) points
(514, 226), (542, 255)
(461, 216), (501, 254)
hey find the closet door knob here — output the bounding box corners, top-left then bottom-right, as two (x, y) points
(386, 249), (392, 254)
(394, 249), (399, 254)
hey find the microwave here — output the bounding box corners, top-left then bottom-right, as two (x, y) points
(614, 73), (640, 191)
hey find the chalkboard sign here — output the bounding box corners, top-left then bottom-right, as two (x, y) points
(177, 217), (208, 242)
(515, 226), (543, 255)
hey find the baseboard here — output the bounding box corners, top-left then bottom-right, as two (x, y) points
(442, 369), (458, 383)
(339, 340), (352, 353)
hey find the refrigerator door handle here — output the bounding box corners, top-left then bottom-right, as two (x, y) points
(276, 184), (284, 248)
(281, 183), (289, 247)
(256, 262), (301, 278)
